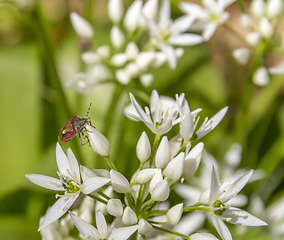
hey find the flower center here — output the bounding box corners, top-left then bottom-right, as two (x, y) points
(213, 200), (226, 216)
(65, 180), (80, 193)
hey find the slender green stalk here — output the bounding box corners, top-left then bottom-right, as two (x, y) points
(88, 194), (108, 205)
(98, 190), (111, 200)
(141, 235), (148, 240)
(152, 225), (189, 240)
(105, 155), (118, 171)
(149, 134), (161, 168)
(223, 23), (246, 43)
(126, 193), (136, 210)
(148, 221), (168, 225)
(237, 0), (246, 13)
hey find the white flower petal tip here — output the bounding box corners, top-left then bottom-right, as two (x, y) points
(167, 203), (183, 225)
(86, 125), (110, 156)
(189, 233), (219, 240)
(232, 48), (251, 65)
(136, 131), (151, 163)
(253, 67), (270, 86)
(138, 219), (153, 235)
(110, 170), (131, 193)
(70, 12), (94, 39)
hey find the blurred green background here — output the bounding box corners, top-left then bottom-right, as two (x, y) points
(0, 0), (283, 239)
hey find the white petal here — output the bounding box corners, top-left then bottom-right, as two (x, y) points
(179, 2), (203, 14)
(109, 225), (139, 240)
(136, 51), (155, 71)
(56, 142), (72, 179)
(80, 165), (98, 182)
(70, 12), (94, 38)
(107, 199), (123, 217)
(69, 212), (100, 238)
(164, 152), (185, 181)
(211, 216), (232, 240)
(136, 131), (151, 163)
(174, 212), (205, 235)
(122, 206), (138, 225)
(156, 119), (173, 135)
(96, 45), (110, 59)
(221, 207), (268, 226)
(96, 210), (108, 238)
(123, 0), (142, 32)
(140, 73), (154, 87)
(155, 136), (171, 169)
(116, 69), (131, 85)
(250, 0), (265, 18)
(108, 0), (124, 23)
(135, 169), (158, 184)
(151, 179), (170, 201)
(189, 233), (219, 240)
(160, 44), (177, 69)
(170, 15), (197, 34)
(219, 170), (253, 203)
(169, 33), (203, 46)
(202, 22), (218, 41)
(129, 93), (152, 124)
(159, 0), (171, 29)
(125, 42), (139, 60)
(150, 90), (160, 119)
(232, 48), (251, 65)
(110, 170), (131, 193)
(267, 0), (283, 18)
(110, 26), (125, 49)
(39, 194), (78, 231)
(25, 174), (65, 191)
(81, 52), (100, 65)
(143, 0), (158, 21)
(151, 52), (167, 68)
(209, 164), (221, 204)
(81, 176), (110, 194)
(138, 219), (153, 235)
(124, 104), (143, 122)
(149, 169), (163, 194)
(180, 113), (194, 141)
(239, 13), (253, 29)
(269, 60), (284, 75)
(66, 148), (80, 183)
(245, 32), (260, 46)
(259, 17), (273, 38)
(110, 53), (128, 67)
(196, 106), (228, 140)
(253, 67), (270, 86)
(167, 203), (183, 225)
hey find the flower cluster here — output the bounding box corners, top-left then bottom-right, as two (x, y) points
(26, 90), (267, 240)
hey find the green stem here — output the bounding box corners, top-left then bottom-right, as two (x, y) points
(148, 221), (168, 225)
(237, 0), (246, 13)
(152, 225), (189, 240)
(88, 194), (108, 205)
(223, 23), (246, 44)
(177, 140), (189, 154)
(98, 190), (111, 200)
(141, 235), (148, 240)
(126, 193), (136, 210)
(149, 134), (161, 168)
(105, 155), (117, 171)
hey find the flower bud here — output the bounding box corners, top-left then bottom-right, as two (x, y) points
(125, 42), (139, 60)
(149, 169), (163, 194)
(267, 0), (283, 18)
(163, 152), (184, 181)
(253, 67), (270, 86)
(108, 0), (124, 23)
(136, 132), (151, 163)
(97, 45), (110, 59)
(110, 26), (125, 49)
(123, 0), (142, 32)
(189, 233), (219, 240)
(115, 69), (131, 85)
(140, 74), (153, 87)
(107, 199), (123, 217)
(122, 207), (138, 225)
(246, 32), (260, 46)
(250, 0), (265, 18)
(86, 125), (110, 156)
(81, 52), (100, 65)
(110, 170), (131, 193)
(166, 203), (183, 225)
(259, 17), (273, 38)
(110, 53), (128, 67)
(155, 136), (171, 169)
(138, 219), (153, 235)
(70, 12), (94, 39)
(182, 143), (204, 179)
(232, 48), (251, 65)
(135, 169), (158, 184)
(136, 52), (155, 71)
(151, 179), (169, 201)
(240, 13), (253, 29)
(180, 113), (194, 141)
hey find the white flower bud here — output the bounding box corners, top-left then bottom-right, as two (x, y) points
(240, 13), (253, 29)
(122, 207), (138, 225)
(149, 169), (163, 194)
(136, 131), (151, 162)
(250, 0), (265, 18)
(151, 52), (167, 68)
(70, 12), (94, 39)
(125, 63), (140, 78)
(259, 17), (273, 38)
(140, 74), (153, 87)
(142, 0), (158, 21)
(81, 52), (100, 65)
(253, 67), (270, 86)
(189, 233), (219, 240)
(155, 136), (171, 169)
(175, 48), (184, 59)
(111, 53), (128, 67)
(267, 0), (283, 18)
(151, 179), (169, 201)
(91, 64), (107, 81)
(246, 32), (260, 46)
(110, 170), (131, 193)
(97, 45), (110, 59)
(123, 0), (143, 33)
(108, 0), (124, 23)
(136, 52), (155, 71)
(125, 42), (139, 60)
(135, 169), (158, 184)
(180, 113), (194, 141)
(115, 69), (131, 85)
(269, 60), (284, 75)
(232, 48), (251, 65)
(182, 142), (204, 179)
(138, 219), (153, 235)
(163, 152), (184, 181)
(107, 199), (123, 217)
(86, 125), (109, 156)
(110, 26), (125, 49)
(166, 203), (183, 225)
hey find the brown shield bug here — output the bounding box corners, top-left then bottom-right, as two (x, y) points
(58, 103), (92, 145)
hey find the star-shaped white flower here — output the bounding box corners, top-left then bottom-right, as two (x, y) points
(124, 90), (181, 135)
(199, 164), (267, 240)
(145, 0), (203, 68)
(26, 143), (111, 231)
(70, 210), (138, 240)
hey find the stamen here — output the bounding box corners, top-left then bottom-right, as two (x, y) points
(145, 106), (150, 116)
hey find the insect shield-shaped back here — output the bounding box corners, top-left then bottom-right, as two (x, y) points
(58, 115), (91, 144)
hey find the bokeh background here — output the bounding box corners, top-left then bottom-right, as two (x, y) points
(0, 0), (283, 239)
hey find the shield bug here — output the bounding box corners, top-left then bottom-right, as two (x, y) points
(58, 103), (92, 145)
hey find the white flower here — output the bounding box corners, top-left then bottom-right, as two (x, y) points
(155, 136), (171, 169)
(240, 13), (253, 29)
(122, 207), (138, 225)
(136, 131), (151, 163)
(259, 17), (273, 38)
(138, 219), (153, 235)
(110, 170), (131, 193)
(124, 90), (179, 135)
(110, 26), (125, 49)
(25, 143), (110, 231)
(107, 199), (124, 217)
(151, 179), (170, 201)
(232, 48), (251, 65)
(253, 66), (270, 86)
(140, 73), (154, 87)
(70, 12), (94, 39)
(180, 0), (235, 41)
(135, 169), (158, 184)
(123, 0), (143, 33)
(163, 152), (185, 181)
(108, 0), (124, 23)
(167, 203), (184, 225)
(199, 164), (267, 240)
(70, 211), (138, 239)
(269, 60), (284, 75)
(146, 0), (203, 68)
(267, 0), (283, 18)
(86, 125), (110, 156)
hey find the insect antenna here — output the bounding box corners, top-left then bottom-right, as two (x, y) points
(86, 103), (92, 118)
